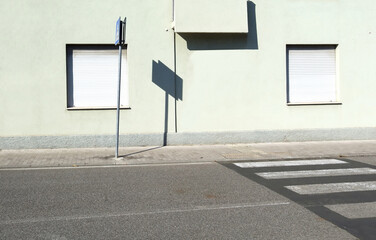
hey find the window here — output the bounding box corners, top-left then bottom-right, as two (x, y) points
(66, 45), (128, 109)
(287, 45), (338, 104)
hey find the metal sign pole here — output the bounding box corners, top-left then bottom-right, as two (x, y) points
(115, 43), (122, 159)
(114, 17), (125, 159)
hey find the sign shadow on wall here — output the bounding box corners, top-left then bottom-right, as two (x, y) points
(152, 60), (183, 146)
(179, 1), (258, 50)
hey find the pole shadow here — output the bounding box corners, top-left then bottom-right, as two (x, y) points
(120, 146), (163, 158)
(152, 60), (183, 146)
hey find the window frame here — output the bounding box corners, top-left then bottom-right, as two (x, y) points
(286, 44), (341, 106)
(65, 44), (130, 110)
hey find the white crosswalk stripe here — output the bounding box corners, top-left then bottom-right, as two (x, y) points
(234, 159), (346, 168)
(325, 202), (376, 219)
(256, 168), (376, 179)
(285, 181), (376, 195)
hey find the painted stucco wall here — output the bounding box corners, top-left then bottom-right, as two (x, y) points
(176, 0), (376, 132)
(0, 0), (176, 137)
(1, 0), (376, 148)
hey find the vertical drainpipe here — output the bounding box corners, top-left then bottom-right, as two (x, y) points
(172, 0), (175, 22)
(173, 0), (178, 133)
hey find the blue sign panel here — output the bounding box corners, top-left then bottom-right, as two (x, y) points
(115, 17), (121, 45)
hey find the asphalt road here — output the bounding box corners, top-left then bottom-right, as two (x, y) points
(223, 157), (376, 240)
(0, 161), (356, 239)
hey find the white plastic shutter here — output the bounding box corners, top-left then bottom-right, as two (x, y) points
(71, 49), (128, 107)
(288, 46), (337, 103)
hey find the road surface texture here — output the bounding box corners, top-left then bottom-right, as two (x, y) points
(223, 157), (376, 239)
(0, 161), (360, 239)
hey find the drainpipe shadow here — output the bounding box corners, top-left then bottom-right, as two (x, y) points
(152, 60), (183, 146)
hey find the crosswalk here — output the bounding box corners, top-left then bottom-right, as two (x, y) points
(234, 159), (347, 168)
(225, 158), (376, 239)
(256, 167), (376, 179)
(325, 201), (376, 219)
(286, 181), (376, 194)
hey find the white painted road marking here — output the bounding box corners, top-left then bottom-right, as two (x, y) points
(0, 162), (214, 171)
(234, 159), (347, 168)
(286, 181), (376, 195)
(256, 168), (376, 179)
(0, 201), (290, 225)
(325, 202), (376, 219)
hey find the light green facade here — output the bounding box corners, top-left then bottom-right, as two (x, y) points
(1, 0), (376, 148)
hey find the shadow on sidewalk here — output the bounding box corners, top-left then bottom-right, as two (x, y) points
(120, 146), (163, 158)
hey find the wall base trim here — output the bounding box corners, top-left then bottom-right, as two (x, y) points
(1, 128), (376, 149)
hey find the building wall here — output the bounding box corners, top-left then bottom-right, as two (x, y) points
(176, 0), (376, 132)
(1, 0), (376, 148)
(0, 0), (176, 137)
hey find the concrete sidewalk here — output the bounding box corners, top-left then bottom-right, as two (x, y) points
(1, 140), (376, 168)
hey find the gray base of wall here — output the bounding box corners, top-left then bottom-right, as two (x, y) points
(1, 128), (376, 149)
